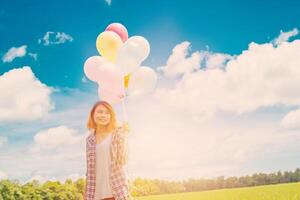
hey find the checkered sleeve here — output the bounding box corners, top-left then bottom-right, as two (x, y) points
(84, 135), (95, 200)
(116, 126), (129, 167)
(85, 137), (88, 177)
(84, 137), (89, 200)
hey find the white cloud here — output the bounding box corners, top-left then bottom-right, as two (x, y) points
(105, 0), (112, 5)
(0, 88), (95, 184)
(157, 41), (202, 78)
(28, 52), (38, 60)
(55, 32), (74, 44)
(154, 39), (300, 120)
(124, 96), (300, 180)
(2, 45), (27, 63)
(280, 108), (300, 130)
(38, 31), (73, 46)
(29, 125), (84, 153)
(205, 52), (233, 70)
(0, 125), (87, 184)
(157, 41), (234, 78)
(273, 28), (299, 46)
(0, 66), (55, 122)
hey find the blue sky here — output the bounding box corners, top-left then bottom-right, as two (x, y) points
(1, 0), (300, 183)
(1, 0), (300, 88)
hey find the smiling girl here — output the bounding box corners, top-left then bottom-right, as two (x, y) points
(84, 100), (130, 200)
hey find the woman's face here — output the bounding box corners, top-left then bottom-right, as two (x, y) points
(93, 104), (111, 126)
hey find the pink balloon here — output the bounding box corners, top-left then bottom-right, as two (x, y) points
(98, 85), (125, 104)
(83, 56), (99, 82)
(84, 56), (107, 82)
(96, 63), (124, 89)
(84, 55), (125, 104)
(105, 23), (128, 42)
(84, 55), (122, 87)
(96, 64), (125, 104)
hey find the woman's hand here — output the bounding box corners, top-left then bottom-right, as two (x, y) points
(122, 121), (130, 134)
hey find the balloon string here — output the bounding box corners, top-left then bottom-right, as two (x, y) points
(120, 69), (128, 123)
(119, 71), (135, 200)
(121, 97), (128, 122)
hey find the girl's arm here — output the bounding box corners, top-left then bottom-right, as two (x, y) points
(116, 124), (129, 167)
(122, 121), (130, 134)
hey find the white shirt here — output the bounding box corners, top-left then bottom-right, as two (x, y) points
(94, 134), (114, 200)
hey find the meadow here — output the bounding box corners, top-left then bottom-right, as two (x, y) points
(138, 182), (300, 200)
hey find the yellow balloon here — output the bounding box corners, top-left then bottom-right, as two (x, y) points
(96, 31), (123, 63)
(124, 73), (130, 89)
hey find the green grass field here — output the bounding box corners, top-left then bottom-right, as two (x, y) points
(138, 182), (300, 200)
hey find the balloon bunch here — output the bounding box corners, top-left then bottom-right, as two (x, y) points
(84, 23), (157, 104)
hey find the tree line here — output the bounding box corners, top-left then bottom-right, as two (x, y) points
(1, 168), (300, 199)
(131, 168), (300, 196)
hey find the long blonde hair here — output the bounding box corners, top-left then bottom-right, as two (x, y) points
(87, 101), (128, 167)
(87, 101), (117, 134)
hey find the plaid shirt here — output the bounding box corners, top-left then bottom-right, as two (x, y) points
(84, 126), (129, 200)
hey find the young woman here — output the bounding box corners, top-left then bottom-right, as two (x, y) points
(84, 101), (130, 200)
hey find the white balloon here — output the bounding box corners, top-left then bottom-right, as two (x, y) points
(116, 36), (150, 74)
(127, 66), (157, 97)
(83, 56), (108, 82)
(128, 36), (150, 61)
